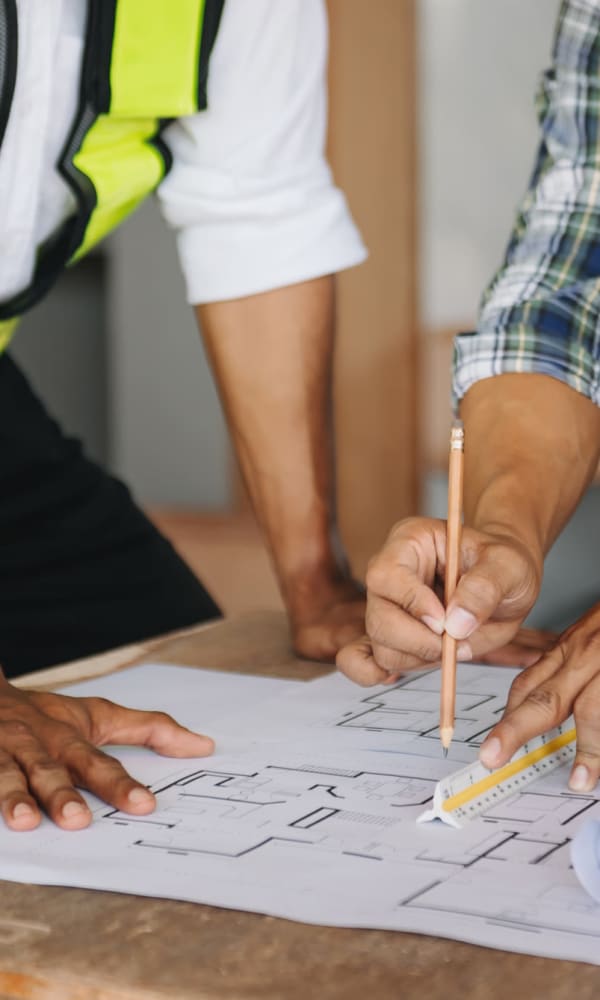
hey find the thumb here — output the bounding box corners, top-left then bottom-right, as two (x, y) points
(444, 545), (527, 641)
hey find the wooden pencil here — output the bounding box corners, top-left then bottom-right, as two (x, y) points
(440, 419), (465, 755)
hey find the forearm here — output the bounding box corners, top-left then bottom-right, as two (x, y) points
(196, 276), (343, 616)
(460, 374), (600, 565)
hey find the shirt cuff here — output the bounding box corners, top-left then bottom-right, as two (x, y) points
(452, 327), (600, 408)
(171, 186), (367, 304)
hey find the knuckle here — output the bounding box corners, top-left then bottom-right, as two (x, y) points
(417, 643), (441, 663)
(525, 685), (563, 722)
(573, 691), (600, 727)
(365, 562), (389, 596)
(150, 710), (175, 727)
(82, 747), (120, 772)
(373, 644), (424, 673)
(371, 645), (400, 673)
(510, 670), (535, 700)
(59, 736), (94, 762)
(574, 744), (600, 764)
(401, 584), (421, 617)
(87, 697), (113, 713)
(0, 720), (32, 740)
(578, 629), (600, 658)
(458, 574), (501, 613)
(365, 608), (388, 645)
(27, 758), (66, 782)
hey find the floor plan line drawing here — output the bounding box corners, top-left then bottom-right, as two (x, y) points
(1, 662), (600, 965)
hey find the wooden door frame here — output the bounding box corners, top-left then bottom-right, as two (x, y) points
(327, 0), (420, 575)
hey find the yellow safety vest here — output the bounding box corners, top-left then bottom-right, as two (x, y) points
(0, 0), (224, 351)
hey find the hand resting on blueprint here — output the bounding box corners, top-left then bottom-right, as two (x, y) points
(482, 602), (600, 794)
(0, 673), (214, 831)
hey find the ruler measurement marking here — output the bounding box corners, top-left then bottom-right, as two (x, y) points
(441, 727), (577, 815)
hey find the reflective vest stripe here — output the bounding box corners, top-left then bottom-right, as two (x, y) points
(71, 115), (167, 262)
(110, 0), (207, 117)
(0, 319), (18, 352)
(0, 0), (225, 327)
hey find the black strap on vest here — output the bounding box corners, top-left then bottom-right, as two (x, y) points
(0, 0), (17, 154)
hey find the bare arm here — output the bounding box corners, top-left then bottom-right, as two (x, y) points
(196, 276), (364, 661)
(462, 374), (600, 574)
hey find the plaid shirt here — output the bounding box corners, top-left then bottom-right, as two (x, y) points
(453, 0), (600, 406)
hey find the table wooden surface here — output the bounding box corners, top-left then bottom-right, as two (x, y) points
(1, 611), (598, 1000)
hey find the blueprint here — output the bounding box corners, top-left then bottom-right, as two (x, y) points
(2, 662), (600, 964)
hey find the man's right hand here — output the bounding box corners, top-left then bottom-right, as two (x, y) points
(0, 673), (214, 831)
(336, 516), (549, 685)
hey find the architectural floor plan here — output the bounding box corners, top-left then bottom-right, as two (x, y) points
(1, 663), (600, 965)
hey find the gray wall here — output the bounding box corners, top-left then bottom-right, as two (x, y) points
(419, 0), (561, 330)
(106, 200), (230, 509)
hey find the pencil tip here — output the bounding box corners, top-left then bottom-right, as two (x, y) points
(442, 747), (448, 759)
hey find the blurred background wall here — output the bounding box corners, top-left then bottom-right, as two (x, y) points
(13, 0), (596, 627)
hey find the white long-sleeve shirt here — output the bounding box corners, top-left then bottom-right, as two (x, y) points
(0, 0), (366, 306)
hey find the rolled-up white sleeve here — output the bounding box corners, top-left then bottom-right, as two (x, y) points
(156, 0), (367, 304)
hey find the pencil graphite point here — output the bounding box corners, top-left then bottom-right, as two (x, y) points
(442, 747), (448, 759)
(440, 726), (454, 753)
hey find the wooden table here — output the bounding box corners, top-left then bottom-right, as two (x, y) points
(1, 611), (598, 1000)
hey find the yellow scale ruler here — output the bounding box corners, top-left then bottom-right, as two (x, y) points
(418, 722), (577, 829)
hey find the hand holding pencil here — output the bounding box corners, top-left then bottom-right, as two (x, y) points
(337, 471), (549, 688)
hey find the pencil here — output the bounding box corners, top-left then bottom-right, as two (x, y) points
(440, 419), (465, 756)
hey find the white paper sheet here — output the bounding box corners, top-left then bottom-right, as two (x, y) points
(2, 661), (600, 965)
(572, 820), (600, 904)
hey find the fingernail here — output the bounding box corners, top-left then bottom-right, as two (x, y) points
(128, 787), (154, 806)
(12, 803), (34, 819)
(480, 736), (502, 769)
(62, 801), (88, 819)
(445, 607), (478, 640)
(569, 764), (592, 792)
(457, 642), (472, 661)
(422, 615), (444, 636)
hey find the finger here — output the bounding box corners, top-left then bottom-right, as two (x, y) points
(476, 627), (557, 668)
(80, 699), (215, 758)
(336, 637), (390, 686)
(294, 617), (365, 663)
(0, 748), (41, 831)
(336, 634), (469, 687)
(370, 637), (471, 675)
(511, 627), (559, 652)
(366, 528), (446, 631)
(465, 621), (558, 665)
(60, 738), (157, 815)
(365, 597), (442, 666)
(569, 674), (600, 792)
(478, 641), (592, 769)
(445, 544), (532, 641)
(367, 594), (471, 672)
(3, 725), (92, 830)
(477, 641), (546, 669)
(503, 643), (567, 714)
